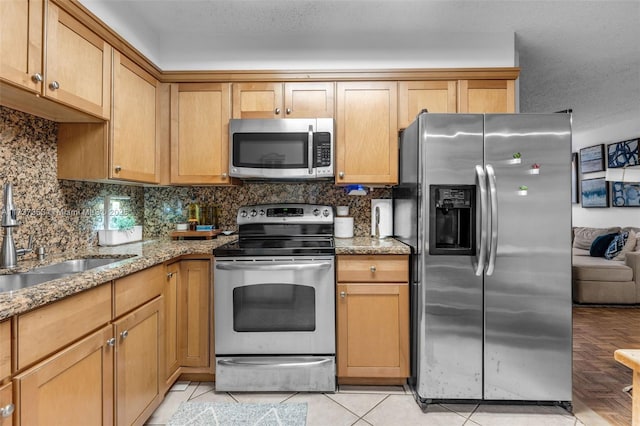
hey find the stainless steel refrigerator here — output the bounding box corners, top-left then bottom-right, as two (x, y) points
(393, 113), (572, 407)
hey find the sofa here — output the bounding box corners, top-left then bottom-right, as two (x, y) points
(572, 226), (640, 304)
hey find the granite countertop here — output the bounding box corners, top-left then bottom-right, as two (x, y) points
(0, 236), (410, 321)
(334, 237), (411, 255)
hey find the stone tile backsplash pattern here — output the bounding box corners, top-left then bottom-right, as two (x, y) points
(1, 106), (391, 254)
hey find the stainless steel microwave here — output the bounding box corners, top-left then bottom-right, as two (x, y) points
(229, 118), (334, 180)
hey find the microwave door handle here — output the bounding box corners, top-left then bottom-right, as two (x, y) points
(308, 125), (314, 175)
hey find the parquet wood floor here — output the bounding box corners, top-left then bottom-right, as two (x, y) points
(573, 306), (640, 426)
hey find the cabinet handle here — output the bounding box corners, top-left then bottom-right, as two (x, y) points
(340, 291), (346, 298)
(286, 108), (292, 115)
(370, 265), (377, 273)
(114, 166), (122, 173)
(120, 330), (129, 339)
(221, 173), (228, 179)
(0, 403), (15, 418)
(339, 171), (345, 179)
(31, 73), (43, 83)
(49, 80), (60, 90)
(106, 337), (116, 347)
(274, 108), (281, 115)
(167, 272), (175, 279)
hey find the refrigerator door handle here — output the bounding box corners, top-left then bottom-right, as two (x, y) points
(486, 164), (499, 276)
(474, 165), (488, 276)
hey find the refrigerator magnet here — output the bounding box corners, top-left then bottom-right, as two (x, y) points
(518, 185), (529, 196)
(530, 164), (541, 174)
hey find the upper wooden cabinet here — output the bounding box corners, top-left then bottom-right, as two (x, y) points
(458, 79), (515, 113)
(0, 0), (43, 93)
(336, 82), (398, 185)
(170, 83), (232, 184)
(398, 81), (457, 128)
(232, 82), (334, 118)
(111, 51), (160, 183)
(0, 0), (111, 121)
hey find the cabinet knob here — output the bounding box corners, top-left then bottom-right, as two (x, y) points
(370, 265), (377, 273)
(286, 108), (292, 115)
(167, 272), (174, 279)
(106, 337), (116, 347)
(114, 166), (122, 173)
(339, 171), (345, 179)
(340, 291), (346, 298)
(31, 73), (43, 83)
(221, 173), (228, 179)
(49, 80), (60, 90)
(120, 330), (129, 339)
(274, 108), (281, 115)
(0, 403), (15, 418)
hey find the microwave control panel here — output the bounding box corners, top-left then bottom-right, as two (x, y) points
(314, 132), (332, 167)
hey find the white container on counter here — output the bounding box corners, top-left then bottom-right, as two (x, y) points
(371, 199), (393, 238)
(336, 206), (349, 216)
(334, 216), (354, 238)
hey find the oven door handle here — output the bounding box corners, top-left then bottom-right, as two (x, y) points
(218, 357), (333, 368)
(215, 262), (333, 271)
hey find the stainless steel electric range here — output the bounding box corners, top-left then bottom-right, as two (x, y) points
(213, 203), (336, 392)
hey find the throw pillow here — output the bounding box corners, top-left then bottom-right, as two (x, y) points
(614, 230), (637, 260)
(573, 227), (621, 250)
(589, 233), (617, 257)
(605, 231), (629, 260)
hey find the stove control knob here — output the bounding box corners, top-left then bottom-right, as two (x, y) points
(240, 210), (248, 218)
(259, 209), (265, 216)
(250, 209), (258, 217)
(313, 209), (320, 216)
(322, 209), (330, 217)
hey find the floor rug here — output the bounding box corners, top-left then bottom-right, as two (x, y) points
(168, 401), (307, 426)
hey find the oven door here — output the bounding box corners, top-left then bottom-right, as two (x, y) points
(214, 256), (335, 355)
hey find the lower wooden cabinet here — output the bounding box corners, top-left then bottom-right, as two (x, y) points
(164, 262), (180, 389)
(0, 382), (14, 426)
(14, 325), (114, 426)
(336, 255), (409, 382)
(114, 297), (163, 426)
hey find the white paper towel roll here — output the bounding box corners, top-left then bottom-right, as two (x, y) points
(335, 217), (354, 238)
(371, 199), (393, 238)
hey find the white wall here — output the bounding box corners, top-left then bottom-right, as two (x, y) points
(572, 116), (640, 228)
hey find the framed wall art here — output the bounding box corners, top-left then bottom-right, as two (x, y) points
(607, 138), (639, 168)
(571, 152), (579, 203)
(581, 177), (609, 208)
(579, 144), (605, 173)
(611, 181), (640, 207)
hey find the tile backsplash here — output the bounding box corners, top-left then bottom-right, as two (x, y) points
(0, 106), (391, 255)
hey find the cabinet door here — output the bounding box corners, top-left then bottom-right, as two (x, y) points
(336, 283), (409, 379)
(179, 260), (211, 368)
(0, 382), (13, 426)
(0, 0), (43, 93)
(336, 82), (398, 185)
(14, 325), (114, 426)
(232, 82), (283, 118)
(164, 263), (180, 388)
(0, 320), (10, 383)
(284, 82), (334, 118)
(170, 83), (232, 184)
(458, 79), (515, 113)
(398, 81), (457, 128)
(112, 50), (160, 183)
(114, 297), (163, 426)
(45, 2), (111, 119)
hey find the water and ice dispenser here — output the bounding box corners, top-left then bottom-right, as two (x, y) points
(429, 185), (476, 255)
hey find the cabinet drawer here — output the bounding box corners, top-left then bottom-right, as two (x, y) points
(0, 382), (13, 426)
(114, 264), (164, 318)
(0, 320), (10, 382)
(17, 284), (111, 370)
(337, 255), (408, 283)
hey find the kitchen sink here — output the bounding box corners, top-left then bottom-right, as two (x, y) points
(30, 257), (128, 274)
(0, 272), (71, 293)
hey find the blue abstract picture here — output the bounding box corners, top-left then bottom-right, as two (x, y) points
(611, 182), (640, 207)
(579, 144), (605, 173)
(581, 178), (609, 208)
(607, 138), (639, 168)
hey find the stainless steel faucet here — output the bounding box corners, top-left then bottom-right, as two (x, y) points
(1, 183), (33, 268)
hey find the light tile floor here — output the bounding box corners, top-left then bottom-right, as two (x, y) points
(146, 382), (605, 426)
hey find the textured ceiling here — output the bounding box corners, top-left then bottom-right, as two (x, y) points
(79, 0), (640, 134)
